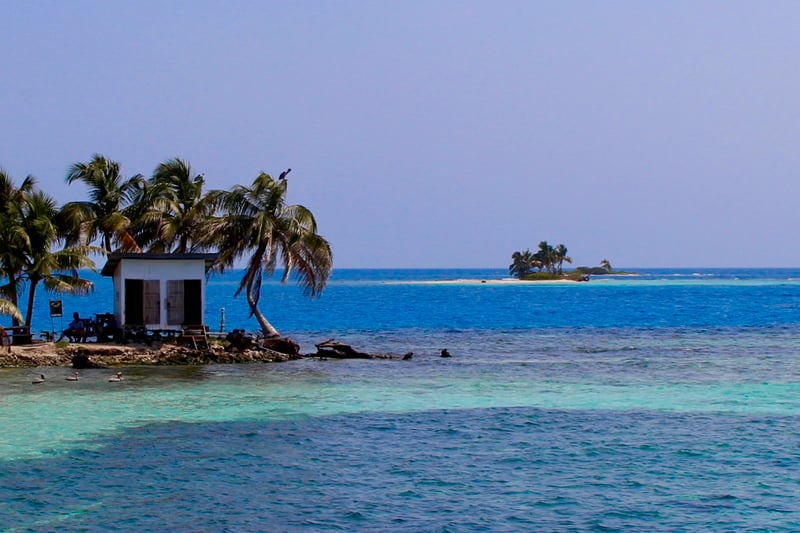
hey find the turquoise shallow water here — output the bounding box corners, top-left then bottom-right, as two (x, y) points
(3, 268), (800, 531)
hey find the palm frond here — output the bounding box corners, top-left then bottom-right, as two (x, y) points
(0, 298), (23, 322)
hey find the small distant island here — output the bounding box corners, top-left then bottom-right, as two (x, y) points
(509, 241), (630, 281)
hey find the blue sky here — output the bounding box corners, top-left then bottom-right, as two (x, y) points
(2, 1), (800, 268)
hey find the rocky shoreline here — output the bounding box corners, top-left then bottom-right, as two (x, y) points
(0, 338), (420, 368)
(0, 342), (300, 368)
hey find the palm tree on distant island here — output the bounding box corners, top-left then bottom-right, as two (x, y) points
(536, 241), (555, 274)
(202, 171), (332, 338)
(600, 259), (613, 273)
(554, 244), (571, 275)
(510, 241), (576, 279)
(509, 249), (538, 279)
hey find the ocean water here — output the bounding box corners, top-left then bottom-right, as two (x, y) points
(2, 268), (800, 531)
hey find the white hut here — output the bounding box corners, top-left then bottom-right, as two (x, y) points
(101, 253), (217, 329)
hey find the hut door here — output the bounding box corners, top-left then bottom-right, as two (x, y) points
(167, 280), (202, 325)
(124, 279), (143, 325)
(184, 279), (202, 324)
(142, 280), (161, 324)
(167, 280), (185, 325)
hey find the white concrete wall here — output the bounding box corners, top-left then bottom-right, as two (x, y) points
(113, 268), (122, 324)
(113, 258), (207, 329)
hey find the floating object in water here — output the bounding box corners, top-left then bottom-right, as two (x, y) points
(108, 372), (123, 382)
(440, 349), (452, 358)
(65, 372), (79, 381)
(32, 374), (45, 384)
(402, 352), (413, 360)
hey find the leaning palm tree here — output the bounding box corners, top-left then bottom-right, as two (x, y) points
(600, 259), (613, 273)
(63, 154), (143, 252)
(202, 171), (332, 338)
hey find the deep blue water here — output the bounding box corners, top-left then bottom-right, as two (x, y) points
(3, 268), (800, 531)
(18, 267), (800, 342)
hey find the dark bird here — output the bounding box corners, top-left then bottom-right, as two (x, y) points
(279, 168), (292, 180)
(440, 349), (451, 358)
(32, 374), (45, 384)
(402, 352), (413, 360)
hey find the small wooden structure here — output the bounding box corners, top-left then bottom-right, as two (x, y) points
(180, 324), (209, 350)
(5, 326), (31, 345)
(101, 253), (217, 333)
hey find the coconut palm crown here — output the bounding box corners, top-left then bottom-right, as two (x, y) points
(0, 169), (35, 324)
(63, 154), (143, 252)
(0, 168), (97, 328)
(148, 158), (212, 253)
(18, 189), (96, 326)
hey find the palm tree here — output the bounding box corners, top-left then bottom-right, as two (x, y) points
(63, 154), (143, 252)
(509, 249), (537, 279)
(148, 158), (211, 253)
(554, 244), (572, 275)
(122, 178), (164, 252)
(536, 241), (556, 274)
(0, 169), (35, 325)
(600, 259), (613, 273)
(0, 298), (22, 322)
(18, 189), (96, 327)
(202, 171), (332, 338)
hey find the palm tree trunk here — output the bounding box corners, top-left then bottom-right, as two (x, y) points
(24, 278), (39, 327)
(245, 276), (280, 338)
(8, 272), (20, 327)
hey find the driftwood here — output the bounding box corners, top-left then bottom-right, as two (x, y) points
(313, 339), (373, 359)
(224, 331), (301, 357)
(310, 340), (419, 360)
(262, 336), (301, 356)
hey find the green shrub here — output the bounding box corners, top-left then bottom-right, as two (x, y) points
(522, 272), (562, 281)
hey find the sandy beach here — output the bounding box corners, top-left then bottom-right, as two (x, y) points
(0, 341), (296, 368)
(396, 278), (582, 285)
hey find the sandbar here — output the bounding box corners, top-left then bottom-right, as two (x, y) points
(395, 278), (581, 285)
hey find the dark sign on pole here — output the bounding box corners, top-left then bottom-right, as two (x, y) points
(49, 300), (63, 317)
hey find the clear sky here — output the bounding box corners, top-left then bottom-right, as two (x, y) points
(3, 1), (800, 268)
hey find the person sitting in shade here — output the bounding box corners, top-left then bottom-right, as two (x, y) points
(58, 312), (86, 342)
(97, 313), (122, 343)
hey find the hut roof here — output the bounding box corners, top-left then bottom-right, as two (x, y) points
(100, 253), (218, 277)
